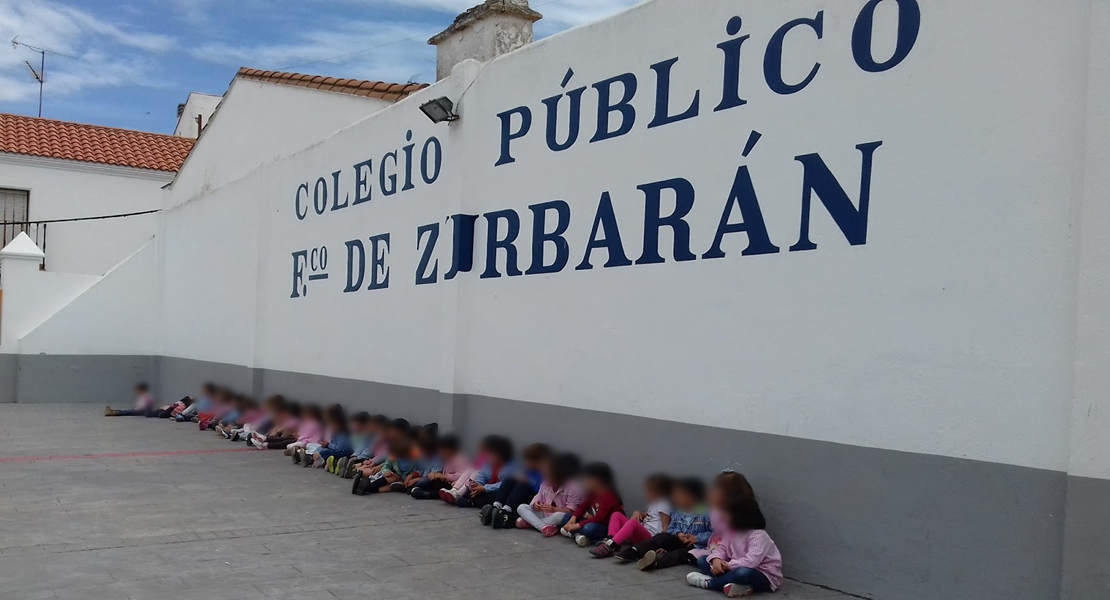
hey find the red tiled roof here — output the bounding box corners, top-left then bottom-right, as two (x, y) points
(236, 68), (429, 102)
(0, 113), (194, 172)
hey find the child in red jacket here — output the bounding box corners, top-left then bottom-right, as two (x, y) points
(560, 462), (625, 547)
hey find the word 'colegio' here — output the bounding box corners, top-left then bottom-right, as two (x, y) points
(495, 0), (919, 166)
(294, 130), (443, 221)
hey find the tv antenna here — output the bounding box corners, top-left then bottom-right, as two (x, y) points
(11, 37), (78, 118)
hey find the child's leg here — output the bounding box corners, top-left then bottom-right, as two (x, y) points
(451, 469), (477, 492)
(707, 567), (773, 593)
(578, 522), (607, 542)
(492, 480), (518, 507)
(607, 513), (630, 538)
(501, 482), (536, 513)
(610, 518), (652, 546)
(516, 505), (547, 530)
(652, 548), (695, 570)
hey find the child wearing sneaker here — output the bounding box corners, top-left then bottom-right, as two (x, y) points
(616, 477), (711, 570)
(336, 412), (372, 477)
(403, 437), (440, 490)
(686, 495), (782, 597)
(516, 452), (583, 536)
(590, 473), (673, 558)
(285, 404), (324, 457)
(104, 382), (158, 417)
(561, 462), (625, 547)
(249, 402), (301, 449)
(353, 436), (419, 495)
(307, 405), (353, 470)
(482, 443), (550, 529)
(439, 435), (514, 508)
(410, 434), (470, 499)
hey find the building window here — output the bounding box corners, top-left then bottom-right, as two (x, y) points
(0, 187), (30, 249)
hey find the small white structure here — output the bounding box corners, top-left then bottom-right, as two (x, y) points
(429, 0), (542, 80)
(174, 92), (223, 139)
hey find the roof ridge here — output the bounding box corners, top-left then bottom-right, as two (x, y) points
(0, 112), (185, 141)
(235, 67), (429, 102)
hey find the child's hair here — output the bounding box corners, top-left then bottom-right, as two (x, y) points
(522, 442), (551, 464)
(644, 473), (674, 498)
(546, 452), (579, 489)
(418, 436), (438, 457)
(673, 477), (707, 504)
(135, 382), (150, 392)
(391, 418), (411, 433)
(303, 404), (323, 421)
(202, 382), (216, 395)
(422, 422), (439, 438)
(351, 412), (371, 426)
(715, 470), (756, 502)
(438, 434), (461, 452)
(485, 435), (514, 464)
(371, 414), (390, 427)
(726, 495), (767, 531)
(286, 402), (302, 418)
(408, 425), (422, 439)
(581, 461), (620, 502)
(326, 404), (349, 434)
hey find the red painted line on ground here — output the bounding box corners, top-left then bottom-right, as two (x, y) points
(0, 447), (254, 463)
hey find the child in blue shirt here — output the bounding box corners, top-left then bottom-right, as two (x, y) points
(615, 477), (712, 570)
(481, 443), (551, 529)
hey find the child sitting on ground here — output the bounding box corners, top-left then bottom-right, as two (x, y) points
(516, 452), (584, 536)
(222, 395), (283, 442)
(350, 418), (409, 479)
(334, 412), (372, 477)
(590, 473), (673, 558)
(175, 382), (216, 422)
(409, 434), (471, 499)
(616, 477), (711, 570)
(249, 402), (301, 449)
(686, 494), (782, 597)
(481, 443), (550, 529)
(309, 405), (354, 470)
(403, 437), (440, 491)
(561, 462), (626, 547)
(689, 471), (757, 567)
(439, 435), (514, 508)
(352, 435), (419, 495)
(284, 403), (323, 456)
(104, 382), (156, 417)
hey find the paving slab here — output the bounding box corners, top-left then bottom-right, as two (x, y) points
(0, 404), (860, 600)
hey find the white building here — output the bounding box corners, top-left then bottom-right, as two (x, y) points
(0, 1), (1107, 599)
(0, 113), (193, 276)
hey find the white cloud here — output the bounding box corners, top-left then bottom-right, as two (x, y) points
(371, 0), (644, 29)
(0, 0), (174, 105)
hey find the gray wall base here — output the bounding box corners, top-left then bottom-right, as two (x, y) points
(7, 354), (1094, 600)
(0, 353), (15, 403)
(1061, 476), (1110, 600)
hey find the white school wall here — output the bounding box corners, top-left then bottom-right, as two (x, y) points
(10, 1), (1108, 598)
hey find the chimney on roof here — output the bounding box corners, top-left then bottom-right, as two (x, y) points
(428, 0), (542, 81)
(177, 103), (186, 119)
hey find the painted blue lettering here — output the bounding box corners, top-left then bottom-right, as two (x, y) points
(368, 233), (390, 290)
(344, 240), (366, 293)
(353, 159), (373, 206)
(312, 177), (327, 215)
(575, 192), (632, 270)
(703, 165), (780, 259)
(480, 209), (523, 279)
(495, 106), (532, 166)
(790, 141), (883, 251)
(526, 200), (571, 275)
(590, 73), (637, 143)
(444, 214), (478, 280)
(380, 151), (398, 196)
(421, 137), (442, 184)
(295, 183), (309, 220)
(764, 12), (824, 95)
(637, 178), (697, 264)
(331, 170), (349, 211)
(648, 58), (700, 129)
(715, 17), (750, 112)
(416, 223), (439, 286)
(852, 0), (921, 73)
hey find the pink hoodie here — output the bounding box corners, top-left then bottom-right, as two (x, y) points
(442, 454), (472, 484)
(295, 419), (323, 445)
(707, 528), (783, 591)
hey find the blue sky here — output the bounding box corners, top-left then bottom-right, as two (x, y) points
(0, 0), (640, 134)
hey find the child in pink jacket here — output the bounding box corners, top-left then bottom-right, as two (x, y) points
(685, 494), (782, 596)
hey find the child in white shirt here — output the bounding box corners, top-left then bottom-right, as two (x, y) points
(590, 473), (673, 558)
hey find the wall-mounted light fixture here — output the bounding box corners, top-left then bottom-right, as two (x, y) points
(419, 97), (459, 123)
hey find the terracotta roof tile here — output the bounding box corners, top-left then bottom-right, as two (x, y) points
(0, 113), (194, 172)
(236, 68), (429, 102)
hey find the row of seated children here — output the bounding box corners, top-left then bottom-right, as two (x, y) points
(106, 382), (782, 597)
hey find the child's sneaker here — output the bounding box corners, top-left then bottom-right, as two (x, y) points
(589, 539), (616, 558)
(389, 481), (406, 493)
(723, 583), (754, 597)
(479, 505), (495, 526)
(438, 489), (458, 504)
(615, 547), (639, 563)
(559, 527), (573, 539)
(325, 456), (336, 473)
(306, 453), (320, 468)
(685, 572), (712, 589)
(103, 406), (118, 417)
(541, 525), (558, 537)
(291, 448), (302, 464)
(341, 460), (358, 479)
(335, 457), (348, 476)
(283, 447), (294, 457)
(492, 508), (514, 530)
(574, 534), (592, 548)
(518, 518), (532, 530)
(635, 550), (657, 570)
(351, 472), (363, 495)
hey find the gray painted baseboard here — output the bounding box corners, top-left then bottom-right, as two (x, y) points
(0, 353), (15, 404)
(1061, 476), (1110, 600)
(8, 353), (1099, 600)
(3, 353), (153, 404)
